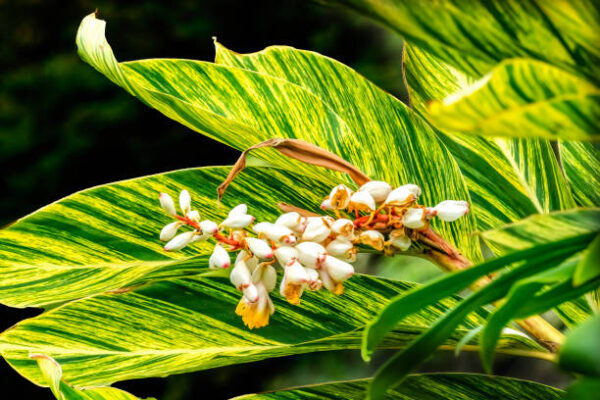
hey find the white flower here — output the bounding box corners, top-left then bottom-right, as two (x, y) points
(242, 283), (258, 303)
(236, 281), (274, 329)
(359, 230), (385, 250)
(254, 223), (296, 244)
(388, 230), (411, 251)
(221, 214), (255, 229)
(359, 181), (392, 203)
(229, 204), (248, 216)
(179, 190), (192, 215)
(385, 184), (421, 205)
(305, 267), (322, 290)
(209, 244), (231, 269)
(275, 212), (304, 232)
(302, 217), (331, 243)
(186, 210), (200, 223)
(329, 184), (352, 209)
(402, 208), (426, 229)
(159, 193), (177, 216)
(230, 259), (252, 289)
(434, 200), (469, 221)
(163, 231), (195, 251)
(326, 237), (354, 259)
(320, 198), (333, 210)
(331, 218), (354, 238)
(349, 191), (376, 211)
(257, 264), (277, 292)
(323, 256), (354, 282)
(295, 241), (327, 268)
(246, 238), (274, 259)
(160, 221), (182, 241)
(199, 220), (218, 235)
(274, 246), (299, 268)
(280, 259), (309, 304)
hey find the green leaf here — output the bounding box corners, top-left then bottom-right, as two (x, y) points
(0, 166), (331, 308)
(564, 378), (600, 400)
(233, 374), (563, 400)
(480, 208), (600, 254)
(31, 354), (144, 400)
(75, 13), (480, 262)
(0, 275), (539, 389)
(404, 44), (575, 231)
(367, 240), (584, 400)
(574, 234), (600, 285)
(361, 235), (588, 361)
(562, 141), (600, 207)
(426, 59), (600, 141)
(559, 314), (600, 377)
(330, 0), (599, 81)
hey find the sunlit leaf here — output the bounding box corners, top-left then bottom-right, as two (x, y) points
(233, 374), (563, 400)
(0, 166), (332, 308)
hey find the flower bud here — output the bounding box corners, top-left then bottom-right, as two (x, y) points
(302, 217), (331, 243)
(242, 283), (259, 303)
(275, 212), (303, 231)
(331, 218), (354, 238)
(186, 210), (200, 223)
(199, 220), (218, 235)
(359, 181), (392, 203)
(284, 260), (309, 285)
(323, 256), (354, 282)
(179, 190), (191, 215)
(329, 184), (352, 209)
(385, 184), (421, 205)
(221, 213), (255, 229)
(305, 268), (322, 290)
(159, 193), (177, 216)
(246, 238), (274, 259)
(230, 259), (251, 289)
(163, 231), (195, 251)
(274, 246), (299, 268)
(359, 230), (385, 250)
(229, 204), (248, 217)
(320, 198), (333, 210)
(402, 208), (426, 229)
(434, 200), (469, 221)
(263, 223), (297, 245)
(252, 222), (272, 235)
(209, 244), (231, 269)
(388, 230), (412, 251)
(255, 264), (277, 292)
(295, 241), (328, 268)
(160, 221), (181, 241)
(326, 237), (354, 259)
(349, 191), (376, 212)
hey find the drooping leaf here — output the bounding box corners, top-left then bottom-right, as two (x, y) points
(480, 208), (600, 254)
(0, 166), (332, 308)
(329, 0), (600, 81)
(574, 234), (600, 286)
(559, 313), (600, 377)
(426, 59), (600, 141)
(562, 141), (600, 207)
(0, 275), (539, 389)
(75, 14), (480, 262)
(404, 44), (575, 231)
(233, 374), (563, 400)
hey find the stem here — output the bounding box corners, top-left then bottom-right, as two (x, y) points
(419, 228), (564, 352)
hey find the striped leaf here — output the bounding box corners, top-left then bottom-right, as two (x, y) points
(562, 141), (600, 207)
(233, 374), (563, 400)
(426, 59), (600, 141)
(0, 166), (332, 308)
(404, 44), (575, 230)
(330, 0), (599, 81)
(75, 14), (480, 262)
(480, 208), (600, 254)
(0, 275), (540, 389)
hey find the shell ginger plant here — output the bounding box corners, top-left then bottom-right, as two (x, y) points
(1, 5), (599, 400)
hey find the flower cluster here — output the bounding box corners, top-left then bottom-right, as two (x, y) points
(157, 181), (468, 329)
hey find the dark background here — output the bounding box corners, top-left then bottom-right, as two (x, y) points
(0, 1), (569, 398)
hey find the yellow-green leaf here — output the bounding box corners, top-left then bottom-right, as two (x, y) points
(0, 166), (332, 308)
(75, 13), (480, 262)
(562, 141), (600, 207)
(0, 275), (539, 389)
